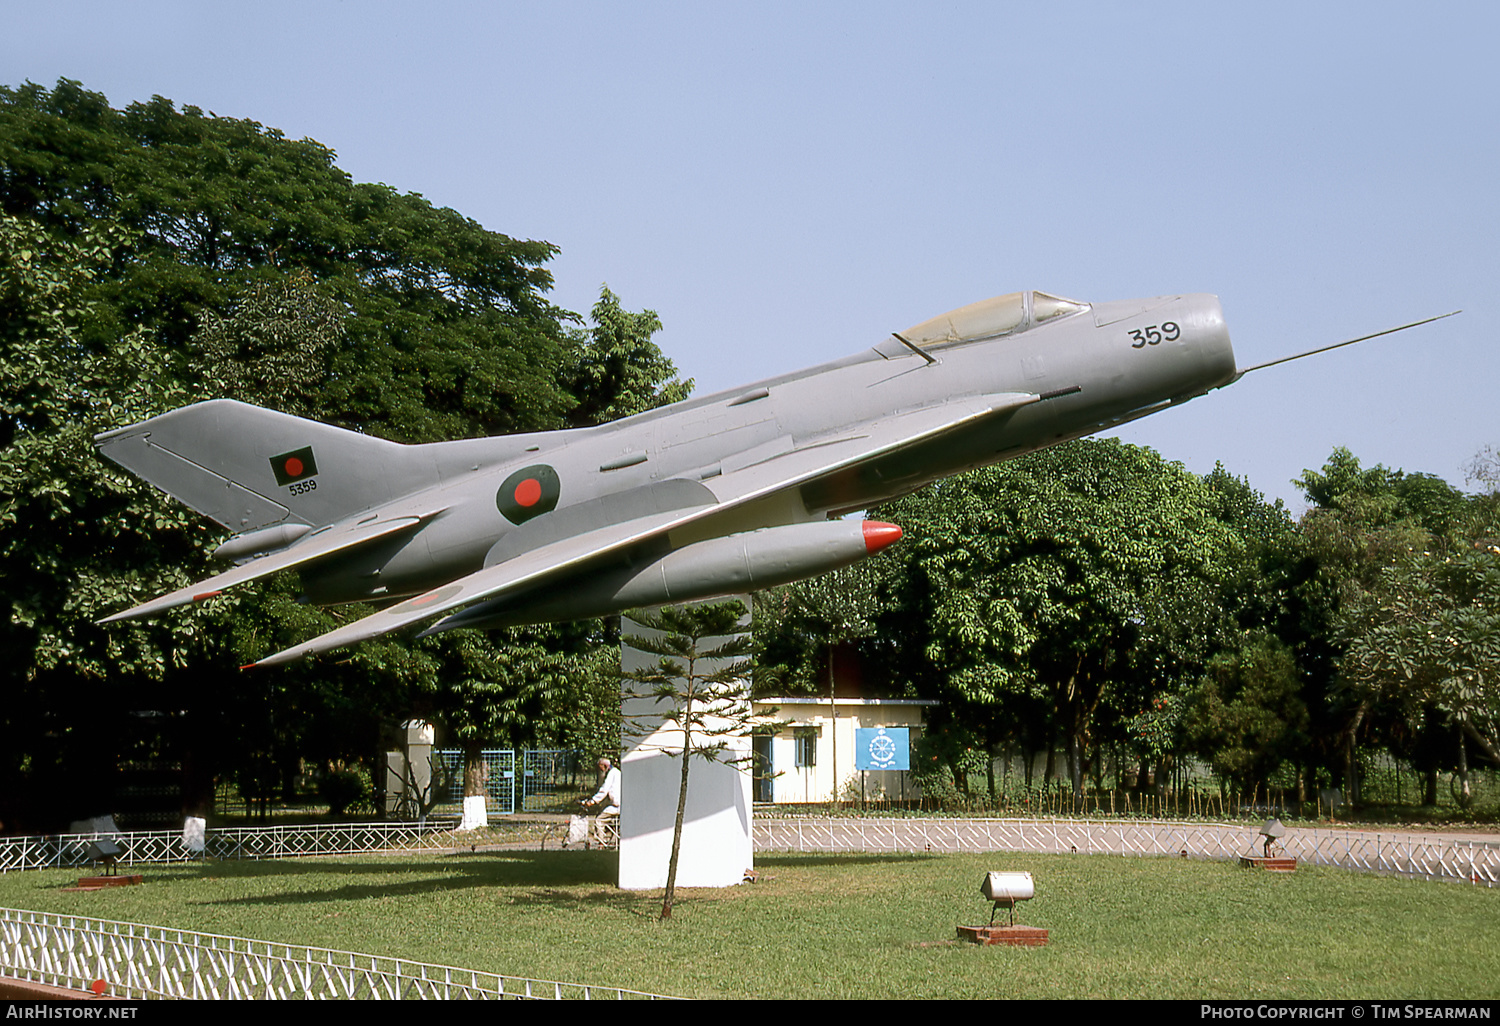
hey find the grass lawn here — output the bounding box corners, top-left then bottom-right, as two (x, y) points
(0, 849), (1495, 1000)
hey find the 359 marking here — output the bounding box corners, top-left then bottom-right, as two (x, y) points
(1128, 322), (1180, 348)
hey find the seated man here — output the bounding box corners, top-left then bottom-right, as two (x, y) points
(580, 757), (621, 847)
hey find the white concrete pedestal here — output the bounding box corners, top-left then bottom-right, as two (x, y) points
(617, 600), (753, 890)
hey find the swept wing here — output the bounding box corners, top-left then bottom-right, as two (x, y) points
(250, 388), (1048, 666)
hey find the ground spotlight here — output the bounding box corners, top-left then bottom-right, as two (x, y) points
(958, 871), (1048, 946)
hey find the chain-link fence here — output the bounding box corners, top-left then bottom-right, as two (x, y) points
(421, 748), (590, 815)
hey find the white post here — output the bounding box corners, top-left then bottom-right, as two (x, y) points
(403, 720), (434, 821)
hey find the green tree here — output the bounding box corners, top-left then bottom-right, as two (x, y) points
(755, 560), (889, 696)
(423, 630), (568, 826)
(0, 212), (208, 826)
(1337, 547), (1500, 806)
(188, 269), (346, 418)
(0, 81), (692, 824)
(622, 601), (754, 920)
(1201, 464), (1337, 803)
(875, 439), (1243, 796)
(754, 558), (896, 806)
(403, 624), (620, 826)
(1183, 635), (1309, 795)
(563, 286), (692, 427)
(1, 78), (576, 443)
(1295, 447), (1499, 806)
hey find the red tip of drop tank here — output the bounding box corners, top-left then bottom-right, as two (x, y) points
(861, 521), (903, 553)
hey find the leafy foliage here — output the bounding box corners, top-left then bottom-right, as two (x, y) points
(1337, 547), (1500, 803)
(873, 438), (1243, 794)
(0, 78), (578, 442)
(563, 286), (692, 428)
(753, 558), (889, 696)
(1295, 447), (1500, 804)
(1183, 635), (1309, 793)
(0, 81), (689, 827)
(188, 270), (347, 418)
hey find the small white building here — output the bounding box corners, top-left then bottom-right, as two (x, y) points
(751, 697), (937, 804)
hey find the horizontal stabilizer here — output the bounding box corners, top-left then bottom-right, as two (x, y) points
(99, 510), (440, 623)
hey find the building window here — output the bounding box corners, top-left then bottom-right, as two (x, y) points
(794, 727), (817, 768)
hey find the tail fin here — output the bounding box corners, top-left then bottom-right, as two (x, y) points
(94, 400), (446, 533)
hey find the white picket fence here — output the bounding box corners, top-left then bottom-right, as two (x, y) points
(1284, 826), (1500, 886)
(8, 817), (1493, 887)
(0, 908), (680, 1000)
(0, 821), (460, 873)
(753, 817), (1500, 887)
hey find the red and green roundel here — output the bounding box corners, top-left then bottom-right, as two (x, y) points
(496, 464), (560, 524)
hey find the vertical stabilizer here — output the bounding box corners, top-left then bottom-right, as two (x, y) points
(93, 400), (443, 532)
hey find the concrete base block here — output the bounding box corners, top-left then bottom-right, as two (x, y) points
(1240, 855), (1297, 872)
(63, 875), (144, 892)
(618, 749), (752, 889)
(957, 924), (1049, 946)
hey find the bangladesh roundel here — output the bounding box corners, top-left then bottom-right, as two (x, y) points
(496, 464), (560, 525)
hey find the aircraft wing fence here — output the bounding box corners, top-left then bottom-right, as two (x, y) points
(0, 908), (680, 1000)
(754, 817), (1500, 886)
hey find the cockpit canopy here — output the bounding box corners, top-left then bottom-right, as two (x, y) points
(899, 291), (1088, 348)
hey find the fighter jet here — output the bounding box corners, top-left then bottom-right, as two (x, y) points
(94, 290), (1454, 667)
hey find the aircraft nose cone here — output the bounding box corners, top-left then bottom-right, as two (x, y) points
(861, 521), (903, 553)
(1194, 294), (1237, 388)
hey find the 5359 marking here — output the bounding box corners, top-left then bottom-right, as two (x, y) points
(1129, 322), (1180, 348)
(289, 479), (318, 496)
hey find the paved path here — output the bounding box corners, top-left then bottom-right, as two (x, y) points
(471, 815), (1499, 888)
(472, 816), (1498, 887)
(490, 812), (1500, 849)
(748, 816), (1499, 887)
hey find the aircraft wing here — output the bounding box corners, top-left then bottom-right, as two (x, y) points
(249, 505), (714, 667)
(249, 389), (1049, 666)
(99, 510), (441, 623)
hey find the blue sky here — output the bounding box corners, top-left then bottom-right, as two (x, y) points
(6, 1), (1495, 508)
